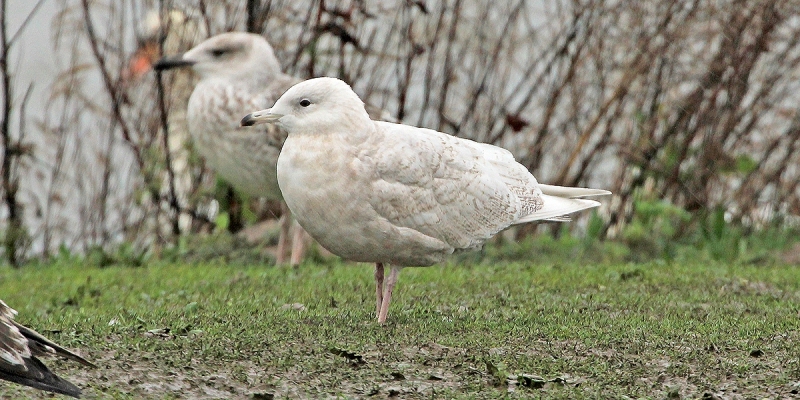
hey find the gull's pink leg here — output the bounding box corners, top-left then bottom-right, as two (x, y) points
(289, 222), (307, 266)
(378, 265), (401, 324)
(375, 263), (384, 318)
(276, 202), (292, 265)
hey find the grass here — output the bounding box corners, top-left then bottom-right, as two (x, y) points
(0, 249), (799, 399)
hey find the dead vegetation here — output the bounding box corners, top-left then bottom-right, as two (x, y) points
(2, 0), (800, 259)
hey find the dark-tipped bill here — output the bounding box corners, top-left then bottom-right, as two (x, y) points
(152, 55), (195, 71)
(241, 109), (282, 127)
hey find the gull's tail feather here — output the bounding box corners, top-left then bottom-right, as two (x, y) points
(537, 184), (611, 199)
(0, 357), (82, 398)
(516, 194), (601, 224)
(14, 323), (95, 368)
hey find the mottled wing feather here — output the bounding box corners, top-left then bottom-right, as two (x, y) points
(0, 355), (82, 398)
(15, 323), (95, 368)
(0, 300), (85, 398)
(366, 122), (535, 250)
(469, 141), (544, 216)
(0, 301), (29, 368)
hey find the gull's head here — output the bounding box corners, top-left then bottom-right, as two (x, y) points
(153, 32), (281, 80)
(241, 77), (371, 134)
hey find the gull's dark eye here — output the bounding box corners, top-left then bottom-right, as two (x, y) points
(210, 48), (228, 57)
(299, 99), (311, 107)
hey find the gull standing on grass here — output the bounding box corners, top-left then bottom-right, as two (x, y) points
(152, 32), (306, 265)
(241, 77), (611, 324)
(153, 32), (392, 265)
(0, 300), (95, 398)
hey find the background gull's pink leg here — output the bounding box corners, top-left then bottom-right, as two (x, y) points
(375, 262), (384, 318)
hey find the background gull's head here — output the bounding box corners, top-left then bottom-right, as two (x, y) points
(154, 32), (281, 82)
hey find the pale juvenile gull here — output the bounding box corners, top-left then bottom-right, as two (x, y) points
(152, 32), (391, 265)
(0, 300), (95, 397)
(153, 32), (305, 265)
(241, 77), (611, 324)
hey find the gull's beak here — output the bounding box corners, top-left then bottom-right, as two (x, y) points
(152, 55), (195, 71)
(241, 109), (283, 127)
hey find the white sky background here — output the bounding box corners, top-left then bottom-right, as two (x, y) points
(7, 1), (109, 255)
(9, 1), (61, 123)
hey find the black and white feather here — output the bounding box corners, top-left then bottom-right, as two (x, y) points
(0, 300), (95, 398)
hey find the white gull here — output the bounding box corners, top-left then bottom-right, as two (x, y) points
(241, 77), (611, 324)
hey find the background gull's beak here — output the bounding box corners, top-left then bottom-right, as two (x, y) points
(152, 55), (195, 71)
(241, 109), (283, 127)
